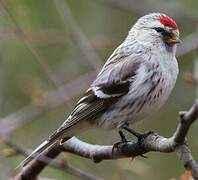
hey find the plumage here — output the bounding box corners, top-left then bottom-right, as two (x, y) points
(20, 12), (180, 167)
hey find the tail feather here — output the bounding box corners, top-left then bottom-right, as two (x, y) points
(18, 139), (55, 168)
(18, 116), (74, 168)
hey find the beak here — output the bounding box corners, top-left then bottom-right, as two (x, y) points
(166, 37), (182, 44)
(164, 32), (182, 45)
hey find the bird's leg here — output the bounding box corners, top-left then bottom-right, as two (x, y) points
(118, 130), (128, 142)
(122, 124), (153, 143)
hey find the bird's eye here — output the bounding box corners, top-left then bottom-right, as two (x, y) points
(153, 27), (165, 33)
(153, 27), (172, 37)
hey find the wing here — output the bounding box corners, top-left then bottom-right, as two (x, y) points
(48, 53), (145, 141)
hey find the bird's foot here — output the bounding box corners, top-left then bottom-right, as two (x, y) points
(122, 125), (153, 144)
(113, 129), (149, 158)
(112, 130), (129, 153)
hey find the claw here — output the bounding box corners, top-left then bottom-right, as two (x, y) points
(122, 124), (153, 144)
(115, 125), (151, 159)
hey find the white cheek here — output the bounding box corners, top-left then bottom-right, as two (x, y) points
(136, 29), (151, 43)
(136, 29), (160, 45)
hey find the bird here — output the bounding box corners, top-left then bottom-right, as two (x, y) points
(20, 12), (181, 167)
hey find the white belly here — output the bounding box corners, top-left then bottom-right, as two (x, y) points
(96, 67), (177, 129)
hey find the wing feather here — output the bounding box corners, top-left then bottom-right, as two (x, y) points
(48, 53), (144, 141)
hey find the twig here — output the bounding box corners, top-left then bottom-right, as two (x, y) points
(97, 0), (198, 26)
(1, 139), (101, 180)
(14, 100), (198, 179)
(0, 28), (116, 49)
(177, 32), (198, 57)
(0, 71), (96, 136)
(53, 0), (103, 71)
(182, 72), (196, 85)
(0, 0), (73, 108)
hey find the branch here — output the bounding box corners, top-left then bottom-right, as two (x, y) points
(0, 0), (75, 109)
(98, 0), (198, 27)
(53, 0), (103, 71)
(0, 71), (96, 136)
(14, 100), (198, 179)
(177, 32), (198, 57)
(3, 140), (101, 180)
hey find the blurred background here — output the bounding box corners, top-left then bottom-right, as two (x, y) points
(0, 0), (198, 179)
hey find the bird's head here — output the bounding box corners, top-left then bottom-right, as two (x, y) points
(130, 13), (181, 49)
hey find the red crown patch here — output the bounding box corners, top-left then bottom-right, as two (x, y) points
(159, 15), (177, 29)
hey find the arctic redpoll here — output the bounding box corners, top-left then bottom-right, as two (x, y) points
(20, 12), (180, 166)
